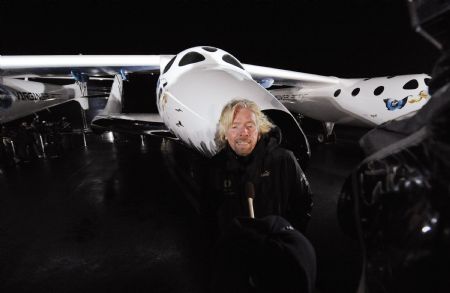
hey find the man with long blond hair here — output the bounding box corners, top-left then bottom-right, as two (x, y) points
(207, 98), (312, 232)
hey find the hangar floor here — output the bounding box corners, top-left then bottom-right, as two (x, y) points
(0, 127), (366, 293)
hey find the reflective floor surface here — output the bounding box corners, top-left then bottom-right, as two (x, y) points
(0, 127), (366, 293)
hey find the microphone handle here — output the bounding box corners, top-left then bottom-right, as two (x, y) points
(248, 197), (255, 219)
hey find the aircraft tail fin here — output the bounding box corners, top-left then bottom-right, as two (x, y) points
(101, 75), (123, 115)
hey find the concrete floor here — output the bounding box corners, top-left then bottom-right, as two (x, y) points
(0, 128), (366, 293)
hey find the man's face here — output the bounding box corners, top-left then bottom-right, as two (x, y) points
(226, 107), (260, 156)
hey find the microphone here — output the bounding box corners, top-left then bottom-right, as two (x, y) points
(245, 182), (255, 219)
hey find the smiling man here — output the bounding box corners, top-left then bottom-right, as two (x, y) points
(206, 98), (312, 233)
(222, 103), (262, 157)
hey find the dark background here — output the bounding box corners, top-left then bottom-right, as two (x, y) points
(0, 0), (440, 78)
(0, 2), (441, 292)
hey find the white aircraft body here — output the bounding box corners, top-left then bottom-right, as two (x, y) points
(0, 46), (431, 163)
(270, 74), (430, 126)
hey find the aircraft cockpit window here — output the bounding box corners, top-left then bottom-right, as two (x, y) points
(387, 76), (395, 79)
(222, 54), (245, 70)
(179, 52), (206, 66)
(351, 88), (360, 96)
(202, 46), (218, 52)
(163, 56), (177, 74)
(424, 78), (431, 86)
(334, 89), (341, 97)
(374, 86), (384, 96)
(403, 79), (419, 90)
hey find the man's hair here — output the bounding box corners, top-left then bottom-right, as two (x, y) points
(216, 98), (274, 149)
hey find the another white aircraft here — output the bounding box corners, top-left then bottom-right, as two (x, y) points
(0, 46), (431, 164)
(0, 76), (90, 123)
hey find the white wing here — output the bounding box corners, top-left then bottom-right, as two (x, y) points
(0, 55), (174, 77)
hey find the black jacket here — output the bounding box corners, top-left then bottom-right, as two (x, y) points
(211, 216), (317, 293)
(206, 128), (312, 233)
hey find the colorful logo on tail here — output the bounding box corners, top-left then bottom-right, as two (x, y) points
(407, 90), (429, 104)
(384, 97), (409, 111)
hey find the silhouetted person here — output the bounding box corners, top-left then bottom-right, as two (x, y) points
(0, 126), (14, 169)
(16, 121), (38, 162)
(58, 116), (73, 151)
